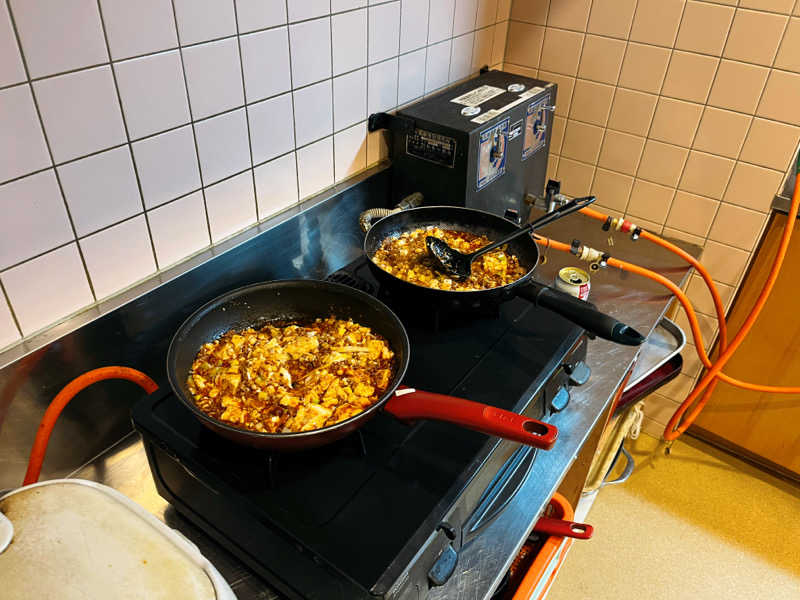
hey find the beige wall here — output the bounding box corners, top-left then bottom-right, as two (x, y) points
(504, 0), (800, 435)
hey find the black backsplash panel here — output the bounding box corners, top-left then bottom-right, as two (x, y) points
(0, 168), (392, 489)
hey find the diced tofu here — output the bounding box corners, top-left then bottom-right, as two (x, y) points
(285, 335), (319, 359)
(354, 382), (374, 397)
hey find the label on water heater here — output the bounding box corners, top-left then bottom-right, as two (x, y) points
(523, 97), (549, 160)
(406, 128), (457, 167)
(477, 117), (509, 191)
(450, 85), (505, 107)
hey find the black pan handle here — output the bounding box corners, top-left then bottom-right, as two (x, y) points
(516, 281), (645, 346)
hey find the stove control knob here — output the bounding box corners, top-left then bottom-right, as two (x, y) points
(428, 545), (459, 587)
(564, 361), (591, 386)
(550, 385), (570, 413)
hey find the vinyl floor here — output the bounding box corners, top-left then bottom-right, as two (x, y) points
(547, 434), (800, 600)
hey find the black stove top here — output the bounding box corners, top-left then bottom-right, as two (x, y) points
(133, 258), (585, 599)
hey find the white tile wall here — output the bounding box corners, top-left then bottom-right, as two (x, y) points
(332, 9), (368, 75)
(333, 68), (368, 130)
(182, 38), (244, 120)
(235, 0), (286, 33)
(115, 50), (190, 139)
(0, 0), (509, 347)
(0, 3), (25, 86)
(0, 85), (50, 182)
(1, 244), (94, 335)
(398, 48), (427, 104)
(369, 2), (401, 63)
(334, 121), (368, 181)
(204, 172), (257, 242)
(33, 66), (126, 163)
(57, 147), (142, 236)
(148, 191), (210, 268)
(288, 0), (330, 23)
(255, 152), (299, 216)
(289, 17), (332, 87)
(0, 170), (73, 270)
(400, 0), (429, 52)
(249, 93), (296, 163)
(297, 137), (334, 198)
(0, 294), (20, 349)
(426, 39), (453, 91)
(195, 108), (251, 184)
(80, 215), (156, 299)
(100, 0), (178, 60)
(132, 125), (201, 208)
(173, 0), (236, 45)
(240, 27), (291, 103)
(454, 0), (479, 37)
(293, 80), (333, 146)
(368, 58), (399, 114)
(11, 0), (108, 78)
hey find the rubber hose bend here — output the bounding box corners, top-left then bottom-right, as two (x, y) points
(23, 367), (158, 486)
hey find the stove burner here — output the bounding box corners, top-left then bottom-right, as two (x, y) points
(325, 268), (375, 295)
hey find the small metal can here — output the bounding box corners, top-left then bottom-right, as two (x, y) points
(555, 267), (591, 300)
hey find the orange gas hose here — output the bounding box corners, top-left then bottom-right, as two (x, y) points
(578, 207), (729, 411)
(664, 163), (800, 439)
(578, 206), (729, 352)
(541, 169), (800, 440)
(534, 237), (799, 393)
(23, 367), (158, 486)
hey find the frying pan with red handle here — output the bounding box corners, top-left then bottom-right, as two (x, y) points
(166, 280), (558, 451)
(362, 206), (645, 346)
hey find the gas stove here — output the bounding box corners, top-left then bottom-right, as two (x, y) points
(133, 257), (588, 600)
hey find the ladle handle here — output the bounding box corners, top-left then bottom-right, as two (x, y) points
(472, 196), (597, 259)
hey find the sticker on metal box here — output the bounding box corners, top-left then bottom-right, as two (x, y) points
(523, 98), (549, 160)
(477, 117), (509, 190)
(450, 85), (505, 107)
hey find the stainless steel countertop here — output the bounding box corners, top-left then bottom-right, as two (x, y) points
(68, 212), (698, 600)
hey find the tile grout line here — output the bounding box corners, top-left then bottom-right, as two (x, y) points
(95, 0), (161, 272)
(365, 0), (371, 163)
(5, 31), (558, 191)
(422, 0), (431, 97)
(169, 0), (214, 246)
(563, 0), (601, 205)
(0, 159), (280, 277)
(701, 5), (794, 285)
(286, 0), (302, 205)
(606, 0), (639, 215)
(330, 1), (337, 182)
(625, 0), (689, 227)
(4, 0), (99, 303)
(0, 274), (22, 340)
(231, 0), (261, 222)
(395, 0), (403, 113)
(6, 11), (800, 97)
(696, 2), (749, 249)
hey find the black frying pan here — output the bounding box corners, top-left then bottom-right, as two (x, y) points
(166, 280), (559, 451)
(362, 206), (644, 346)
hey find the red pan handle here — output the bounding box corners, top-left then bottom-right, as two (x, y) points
(384, 387), (558, 450)
(533, 516), (594, 540)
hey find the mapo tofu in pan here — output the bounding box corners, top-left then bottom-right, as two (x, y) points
(372, 227), (526, 291)
(187, 317), (395, 434)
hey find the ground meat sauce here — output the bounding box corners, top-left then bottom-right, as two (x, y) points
(187, 317), (395, 434)
(372, 227), (527, 291)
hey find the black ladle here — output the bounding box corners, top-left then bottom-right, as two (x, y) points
(426, 196), (597, 279)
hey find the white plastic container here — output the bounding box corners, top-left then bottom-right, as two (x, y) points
(0, 479), (236, 600)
